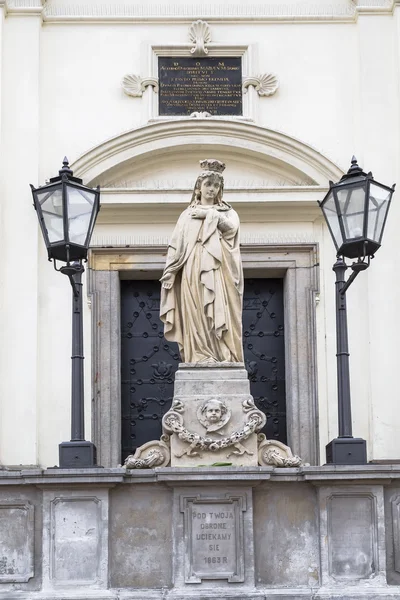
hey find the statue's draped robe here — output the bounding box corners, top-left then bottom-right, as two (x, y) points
(160, 205), (244, 363)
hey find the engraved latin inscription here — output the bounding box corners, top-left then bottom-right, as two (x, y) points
(180, 494), (245, 583)
(158, 57), (242, 116)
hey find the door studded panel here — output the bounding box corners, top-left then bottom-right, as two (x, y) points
(121, 278), (286, 462)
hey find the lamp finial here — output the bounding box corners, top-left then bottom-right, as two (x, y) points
(59, 157), (73, 177)
(347, 156), (362, 177)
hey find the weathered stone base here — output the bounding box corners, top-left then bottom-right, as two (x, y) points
(166, 363), (264, 467)
(1, 466), (400, 600)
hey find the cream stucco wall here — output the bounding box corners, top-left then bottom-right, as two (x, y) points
(0, 0), (399, 467)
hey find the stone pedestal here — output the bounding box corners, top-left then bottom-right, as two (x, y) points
(125, 362), (305, 470)
(163, 363), (266, 467)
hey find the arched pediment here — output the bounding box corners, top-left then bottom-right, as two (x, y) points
(71, 119), (343, 190)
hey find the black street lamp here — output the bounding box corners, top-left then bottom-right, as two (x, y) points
(31, 158), (100, 468)
(319, 157), (395, 464)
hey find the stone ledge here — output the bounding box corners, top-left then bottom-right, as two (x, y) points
(1, 464), (400, 485)
(178, 362), (245, 369)
(0, 594), (116, 600)
(2, 589), (400, 600)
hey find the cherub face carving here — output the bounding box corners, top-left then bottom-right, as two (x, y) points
(197, 398), (231, 433)
(205, 401), (222, 423)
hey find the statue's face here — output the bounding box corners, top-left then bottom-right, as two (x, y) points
(205, 401), (222, 423)
(200, 177), (221, 204)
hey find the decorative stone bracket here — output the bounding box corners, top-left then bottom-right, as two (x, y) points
(243, 74), (279, 97)
(122, 74), (159, 97)
(122, 72), (279, 101)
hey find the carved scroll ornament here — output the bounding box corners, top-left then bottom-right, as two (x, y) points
(190, 111), (212, 118)
(189, 19), (212, 57)
(257, 436), (306, 467)
(122, 74), (159, 97)
(242, 73), (279, 97)
(124, 438), (170, 468)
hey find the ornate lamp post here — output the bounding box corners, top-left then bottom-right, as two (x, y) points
(31, 158), (100, 468)
(319, 157), (395, 464)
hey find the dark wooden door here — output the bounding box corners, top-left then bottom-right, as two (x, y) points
(120, 278), (286, 462)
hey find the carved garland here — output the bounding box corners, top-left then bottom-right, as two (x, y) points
(123, 398), (306, 469)
(162, 408), (266, 458)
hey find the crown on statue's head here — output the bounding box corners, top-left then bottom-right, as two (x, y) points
(199, 159), (226, 174)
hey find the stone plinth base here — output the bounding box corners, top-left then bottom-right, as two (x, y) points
(163, 363), (265, 467)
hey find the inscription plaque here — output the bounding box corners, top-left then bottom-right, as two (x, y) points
(0, 501), (34, 582)
(392, 495), (400, 574)
(158, 57), (242, 116)
(51, 497), (101, 583)
(180, 494), (246, 583)
(328, 494), (377, 580)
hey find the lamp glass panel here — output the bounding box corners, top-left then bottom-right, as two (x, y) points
(37, 188), (64, 243)
(66, 186), (95, 246)
(336, 184), (366, 240)
(321, 190), (343, 249)
(367, 182), (391, 243)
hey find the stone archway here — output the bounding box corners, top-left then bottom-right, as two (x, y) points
(78, 120), (341, 467)
(71, 118), (343, 187)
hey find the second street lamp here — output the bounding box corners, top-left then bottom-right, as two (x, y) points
(31, 158), (100, 468)
(319, 157), (395, 464)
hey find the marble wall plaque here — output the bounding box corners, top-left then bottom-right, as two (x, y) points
(0, 501), (34, 582)
(328, 494), (377, 580)
(158, 56), (242, 116)
(391, 494), (400, 574)
(50, 497), (101, 584)
(180, 493), (246, 583)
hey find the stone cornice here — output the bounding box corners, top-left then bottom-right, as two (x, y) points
(1, 464), (400, 485)
(4, 0), (45, 16)
(39, 1), (399, 23)
(355, 0), (394, 14)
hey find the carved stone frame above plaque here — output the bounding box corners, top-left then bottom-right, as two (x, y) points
(180, 493), (246, 583)
(122, 20), (278, 122)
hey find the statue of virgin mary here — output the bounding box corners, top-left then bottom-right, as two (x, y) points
(160, 159), (244, 363)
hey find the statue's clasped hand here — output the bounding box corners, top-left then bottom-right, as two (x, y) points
(190, 208), (208, 220)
